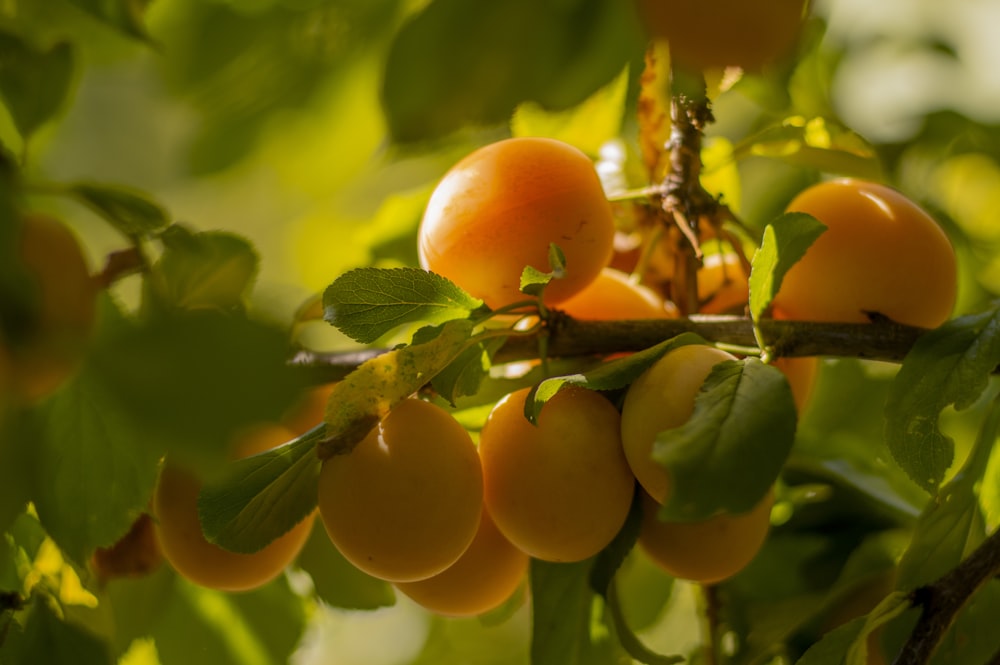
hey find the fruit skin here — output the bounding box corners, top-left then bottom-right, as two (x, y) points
(153, 423), (315, 592)
(636, 0), (808, 72)
(418, 137), (616, 309)
(771, 179), (957, 329)
(559, 267), (680, 320)
(478, 386), (635, 563)
(318, 398), (483, 583)
(620, 344), (737, 504)
(638, 489), (774, 584)
(394, 507), (528, 617)
(697, 252), (749, 315)
(5, 213), (98, 403)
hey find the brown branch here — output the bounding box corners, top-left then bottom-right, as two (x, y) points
(289, 316), (928, 382)
(892, 527), (1000, 665)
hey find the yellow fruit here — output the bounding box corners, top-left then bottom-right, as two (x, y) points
(559, 267), (680, 320)
(478, 386), (635, 562)
(318, 398), (483, 582)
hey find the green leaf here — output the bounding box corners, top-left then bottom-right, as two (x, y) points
(748, 212), (827, 322)
(896, 394), (1000, 589)
(382, 0), (641, 142)
(653, 358), (798, 521)
(90, 309), (306, 467)
(150, 227), (258, 311)
(320, 319), (478, 456)
(520, 265), (554, 298)
(324, 267), (482, 344)
(27, 297), (163, 565)
(430, 337), (504, 407)
(884, 305), (1000, 492)
(590, 492), (641, 597)
(0, 32), (74, 141)
(3, 594), (113, 665)
(151, 576), (307, 665)
(605, 580), (684, 665)
(69, 182), (170, 236)
(65, 0), (153, 43)
(295, 520), (394, 610)
(795, 615), (865, 665)
(530, 559), (595, 665)
(525, 333), (707, 424)
(198, 428), (321, 554)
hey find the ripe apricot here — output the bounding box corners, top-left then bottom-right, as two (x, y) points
(559, 267), (680, 320)
(153, 423), (315, 592)
(418, 137), (615, 309)
(394, 507), (528, 617)
(697, 252), (749, 315)
(620, 344), (736, 504)
(771, 179), (957, 329)
(318, 398), (483, 583)
(478, 386), (635, 562)
(5, 213), (97, 403)
(638, 489), (773, 584)
(636, 0), (808, 72)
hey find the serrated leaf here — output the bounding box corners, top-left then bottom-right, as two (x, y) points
(65, 0), (153, 43)
(69, 183), (170, 236)
(323, 267), (482, 344)
(530, 559), (595, 665)
(884, 305), (1000, 492)
(198, 427), (321, 554)
(749, 213), (827, 322)
(296, 521), (394, 610)
(0, 32), (74, 141)
(525, 333), (707, 424)
(653, 358), (797, 521)
(320, 319), (477, 456)
(151, 227), (258, 311)
(3, 594), (113, 665)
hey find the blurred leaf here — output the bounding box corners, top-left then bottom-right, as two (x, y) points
(530, 559), (594, 665)
(884, 305), (1000, 493)
(701, 136), (741, 213)
(525, 333), (707, 423)
(65, 0), (153, 42)
(3, 594), (113, 665)
(430, 337), (503, 407)
(739, 116), (883, 180)
(653, 359), (797, 521)
(101, 567), (176, 656)
(69, 183), (170, 236)
(590, 492), (641, 597)
(383, 0), (641, 142)
(151, 576), (307, 665)
(320, 319), (476, 455)
(296, 520), (394, 610)
(0, 32), (74, 141)
(27, 297), (162, 565)
(198, 428), (321, 554)
(324, 267), (482, 344)
(150, 227), (258, 311)
(795, 615), (865, 665)
(90, 310), (305, 467)
(749, 212), (826, 323)
(512, 66), (630, 156)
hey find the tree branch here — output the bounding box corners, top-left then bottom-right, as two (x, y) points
(892, 527), (1000, 665)
(288, 315), (928, 382)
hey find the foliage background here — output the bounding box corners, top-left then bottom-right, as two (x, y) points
(3, 0), (1000, 664)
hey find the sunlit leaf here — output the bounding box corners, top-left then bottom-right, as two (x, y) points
(65, 0), (153, 42)
(749, 213), (826, 323)
(884, 305), (1000, 492)
(319, 319), (477, 457)
(653, 358), (797, 521)
(324, 267), (482, 344)
(198, 428), (321, 554)
(0, 32), (74, 141)
(740, 116), (883, 180)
